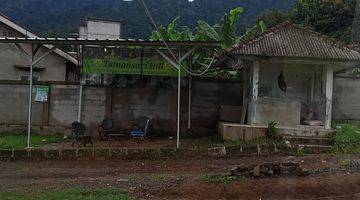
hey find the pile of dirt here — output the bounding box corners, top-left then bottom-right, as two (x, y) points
(230, 161), (310, 178)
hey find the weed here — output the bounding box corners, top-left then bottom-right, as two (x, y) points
(151, 175), (167, 181)
(331, 124), (360, 154)
(268, 120), (278, 140)
(200, 174), (247, 184)
(0, 132), (64, 149)
(340, 159), (351, 167)
(0, 188), (132, 200)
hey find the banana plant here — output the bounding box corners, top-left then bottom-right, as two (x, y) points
(150, 7), (267, 78)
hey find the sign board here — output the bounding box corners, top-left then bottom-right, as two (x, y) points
(83, 57), (188, 77)
(35, 86), (50, 102)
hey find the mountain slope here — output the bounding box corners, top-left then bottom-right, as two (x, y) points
(0, 0), (297, 38)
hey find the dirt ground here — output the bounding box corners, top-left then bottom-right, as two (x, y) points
(41, 138), (220, 150)
(1, 155), (360, 200)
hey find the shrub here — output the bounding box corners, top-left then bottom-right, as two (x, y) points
(267, 120), (278, 140)
(331, 124), (360, 154)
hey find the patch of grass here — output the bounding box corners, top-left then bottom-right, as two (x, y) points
(340, 159), (351, 167)
(178, 134), (225, 149)
(200, 174), (247, 184)
(0, 188), (132, 200)
(0, 132), (64, 149)
(331, 124), (360, 154)
(151, 175), (167, 181)
(297, 147), (313, 156)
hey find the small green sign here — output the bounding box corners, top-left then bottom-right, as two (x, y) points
(83, 57), (188, 77)
(35, 86), (50, 102)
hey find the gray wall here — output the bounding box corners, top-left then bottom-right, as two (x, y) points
(256, 61), (325, 125)
(0, 75), (359, 136)
(0, 79), (243, 136)
(333, 75), (360, 121)
(0, 22), (67, 81)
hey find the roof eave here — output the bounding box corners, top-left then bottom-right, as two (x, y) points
(230, 53), (360, 64)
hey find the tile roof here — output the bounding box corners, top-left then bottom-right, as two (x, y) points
(229, 21), (360, 61)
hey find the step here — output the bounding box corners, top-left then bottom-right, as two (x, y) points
(297, 144), (332, 154)
(279, 125), (333, 137)
(283, 136), (332, 146)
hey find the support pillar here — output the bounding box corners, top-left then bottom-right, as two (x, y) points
(16, 43), (56, 148)
(77, 45), (83, 123)
(248, 60), (259, 125)
(156, 47), (198, 149)
(324, 65), (333, 130)
(176, 49), (181, 149)
(177, 67), (181, 149)
(77, 84), (83, 122)
(27, 44), (35, 148)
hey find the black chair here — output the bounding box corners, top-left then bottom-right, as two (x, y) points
(98, 118), (125, 140)
(98, 118), (113, 140)
(72, 122), (93, 147)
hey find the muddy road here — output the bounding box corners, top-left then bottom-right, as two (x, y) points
(1, 155), (360, 199)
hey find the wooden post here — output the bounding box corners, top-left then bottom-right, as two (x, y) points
(324, 65), (333, 130)
(248, 60), (259, 125)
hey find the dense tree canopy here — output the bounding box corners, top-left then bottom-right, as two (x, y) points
(0, 0), (295, 38)
(259, 0), (356, 43)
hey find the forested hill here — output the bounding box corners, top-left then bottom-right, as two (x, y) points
(0, 0), (296, 38)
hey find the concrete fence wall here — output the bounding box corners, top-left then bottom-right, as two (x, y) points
(0, 79), (243, 136)
(1, 75), (358, 137)
(333, 76), (360, 121)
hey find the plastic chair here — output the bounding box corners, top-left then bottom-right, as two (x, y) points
(130, 118), (151, 143)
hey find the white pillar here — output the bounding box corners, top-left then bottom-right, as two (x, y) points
(324, 65), (334, 130)
(176, 67), (181, 149)
(249, 60), (259, 125)
(77, 45), (83, 123)
(27, 53), (34, 148)
(77, 84), (83, 122)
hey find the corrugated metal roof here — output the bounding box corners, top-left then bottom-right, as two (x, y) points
(229, 21), (360, 61)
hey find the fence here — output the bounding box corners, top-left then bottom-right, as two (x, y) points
(333, 75), (360, 121)
(0, 79), (243, 136)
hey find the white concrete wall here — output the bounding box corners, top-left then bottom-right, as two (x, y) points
(79, 26), (87, 39)
(85, 20), (121, 39)
(252, 61), (325, 125)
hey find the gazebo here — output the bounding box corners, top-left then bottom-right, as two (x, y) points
(219, 22), (360, 141)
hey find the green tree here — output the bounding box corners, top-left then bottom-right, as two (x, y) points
(258, 0), (356, 44)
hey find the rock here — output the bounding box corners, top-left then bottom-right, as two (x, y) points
(238, 164), (253, 173)
(272, 165), (282, 175)
(207, 146), (226, 158)
(282, 161), (300, 167)
(284, 140), (292, 148)
(253, 165), (260, 177)
(280, 165), (297, 175)
(259, 166), (269, 175)
(297, 168), (310, 177)
(230, 166), (239, 176)
(267, 170), (274, 176)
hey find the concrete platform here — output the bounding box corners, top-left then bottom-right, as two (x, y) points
(218, 122), (333, 141)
